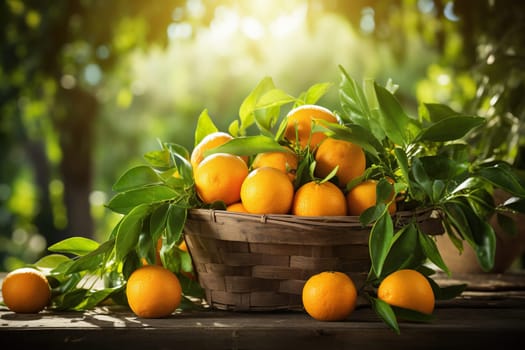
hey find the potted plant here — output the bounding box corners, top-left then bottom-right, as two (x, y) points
(33, 65), (525, 333)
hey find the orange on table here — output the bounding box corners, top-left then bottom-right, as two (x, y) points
(126, 265), (182, 318)
(302, 271), (357, 321)
(292, 180), (347, 216)
(284, 104), (338, 150)
(251, 148), (298, 182)
(240, 166), (294, 214)
(377, 269), (435, 315)
(1, 267), (51, 313)
(314, 137), (366, 188)
(346, 179), (397, 216)
(194, 153), (249, 205)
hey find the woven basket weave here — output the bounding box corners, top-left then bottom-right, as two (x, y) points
(183, 208), (442, 311)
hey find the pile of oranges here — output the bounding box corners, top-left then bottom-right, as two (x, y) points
(192, 104), (396, 218)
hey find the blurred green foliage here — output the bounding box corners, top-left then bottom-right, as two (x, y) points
(1, 0), (523, 271)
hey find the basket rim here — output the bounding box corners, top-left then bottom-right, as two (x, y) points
(187, 207), (437, 229)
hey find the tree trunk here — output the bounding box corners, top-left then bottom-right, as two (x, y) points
(55, 87), (97, 242)
(26, 139), (66, 245)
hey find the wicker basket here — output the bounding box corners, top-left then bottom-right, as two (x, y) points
(183, 208), (442, 311)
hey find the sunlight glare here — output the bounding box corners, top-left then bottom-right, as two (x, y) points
(437, 73), (450, 85)
(210, 6), (240, 40)
(269, 4), (307, 38)
(241, 17), (265, 40)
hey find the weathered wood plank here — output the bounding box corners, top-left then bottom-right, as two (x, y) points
(1, 306), (525, 350)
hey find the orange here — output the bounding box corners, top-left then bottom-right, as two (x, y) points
(302, 271), (357, 321)
(314, 137), (366, 188)
(377, 269), (435, 314)
(240, 167), (294, 214)
(190, 131), (234, 170)
(1, 267), (51, 313)
(126, 265), (182, 318)
(194, 153), (249, 205)
(346, 179), (397, 216)
(226, 202), (248, 213)
(178, 240), (188, 252)
(292, 181), (347, 216)
(251, 148), (298, 182)
(284, 104), (338, 150)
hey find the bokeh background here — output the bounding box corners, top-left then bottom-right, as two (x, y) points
(1, 0), (524, 271)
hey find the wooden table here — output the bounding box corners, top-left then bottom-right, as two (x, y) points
(2, 272), (525, 349)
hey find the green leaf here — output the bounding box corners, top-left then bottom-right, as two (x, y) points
(150, 203), (169, 239)
(502, 196), (525, 213)
(166, 144), (193, 181)
(179, 249), (194, 274)
(437, 284), (468, 300)
(255, 88), (295, 110)
(144, 149), (171, 168)
(476, 161), (525, 197)
(465, 210), (496, 272)
(194, 109), (218, 146)
(419, 155), (468, 180)
(370, 297), (400, 335)
(374, 83), (412, 146)
(360, 203), (386, 226)
(369, 212), (394, 277)
(442, 201), (473, 241)
(137, 232), (157, 265)
(228, 120), (240, 137)
(314, 121), (383, 158)
(253, 105), (281, 136)
(166, 204), (187, 245)
(411, 158), (433, 200)
(391, 306), (434, 322)
(428, 278), (467, 300)
(112, 165), (162, 192)
(165, 142), (191, 161)
(338, 66), (373, 127)
(240, 77), (275, 118)
(415, 116), (485, 142)
(446, 199), (496, 271)
(107, 185), (178, 214)
(418, 229), (450, 275)
(179, 274), (205, 300)
(64, 239), (115, 274)
(48, 237), (100, 256)
(34, 254), (71, 269)
(52, 288), (89, 311)
(382, 224), (425, 276)
(376, 178), (394, 204)
(297, 82), (332, 105)
(235, 77), (276, 136)
(115, 204), (152, 261)
(122, 251), (141, 280)
(76, 286), (123, 310)
(421, 103), (462, 122)
(203, 135), (287, 157)
(431, 180), (446, 202)
(393, 147), (410, 183)
(496, 213), (518, 236)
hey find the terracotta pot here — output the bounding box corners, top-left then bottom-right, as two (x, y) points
(436, 190), (525, 273)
